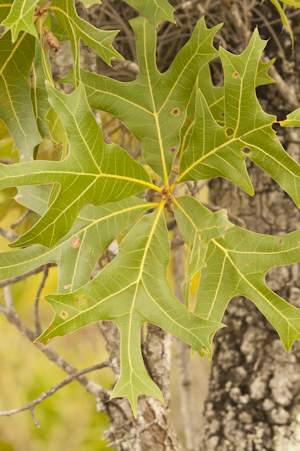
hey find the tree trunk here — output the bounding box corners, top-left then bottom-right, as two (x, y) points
(200, 129), (300, 450)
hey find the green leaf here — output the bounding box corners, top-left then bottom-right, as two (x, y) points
(50, 0), (122, 85)
(46, 106), (68, 154)
(0, 0), (11, 24)
(195, 225), (300, 351)
(256, 58), (275, 86)
(176, 30), (300, 207)
(280, 107), (300, 127)
(124, 0), (175, 26)
(36, 205), (223, 416)
(0, 82), (153, 248)
(31, 42), (51, 138)
(1, 0), (39, 42)
(269, 0), (294, 48)
(0, 186), (154, 292)
(81, 16), (222, 183)
(279, 0), (300, 7)
(49, 13), (70, 42)
(179, 57), (275, 162)
(0, 31), (42, 159)
(173, 196), (233, 304)
(80, 0), (101, 7)
(78, 0), (175, 25)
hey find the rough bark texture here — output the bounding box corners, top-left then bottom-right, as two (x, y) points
(97, 321), (184, 451)
(200, 130), (300, 450)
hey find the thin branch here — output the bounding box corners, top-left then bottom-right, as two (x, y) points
(4, 285), (14, 312)
(0, 227), (18, 242)
(0, 264), (57, 289)
(34, 264), (50, 336)
(106, 419), (160, 448)
(10, 209), (32, 229)
(111, 57), (139, 75)
(0, 360), (110, 421)
(30, 407), (41, 428)
(0, 298), (110, 400)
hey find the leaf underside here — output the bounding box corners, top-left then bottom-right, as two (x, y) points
(2, 5), (300, 417)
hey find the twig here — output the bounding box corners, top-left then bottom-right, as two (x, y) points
(0, 227), (18, 242)
(106, 419), (159, 448)
(0, 360), (110, 422)
(4, 285), (14, 312)
(0, 299), (110, 400)
(10, 209), (32, 229)
(262, 53), (299, 110)
(30, 407), (41, 428)
(0, 264), (57, 289)
(34, 264), (50, 336)
(253, 8), (286, 62)
(111, 57), (139, 75)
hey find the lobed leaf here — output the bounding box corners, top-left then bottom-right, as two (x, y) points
(176, 30), (300, 207)
(0, 186), (154, 292)
(50, 0), (122, 85)
(0, 82), (153, 248)
(1, 0), (39, 42)
(36, 205), (223, 416)
(81, 16), (222, 183)
(195, 225), (300, 351)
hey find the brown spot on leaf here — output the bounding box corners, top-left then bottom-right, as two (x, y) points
(171, 108), (180, 116)
(224, 226), (230, 231)
(61, 311), (68, 319)
(233, 71), (239, 78)
(72, 236), (81, 248)
(43, 28), (60, 53)
(46, 338), (52, 344)
(169, 146), (176, 154)
(278, 238), (283, 245)
(64, 284), (71, 289)
(242, 147), (251, 154)
(48, 326), (53, 330)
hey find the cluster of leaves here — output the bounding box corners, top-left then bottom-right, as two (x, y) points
(2, 0), (300, 415)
